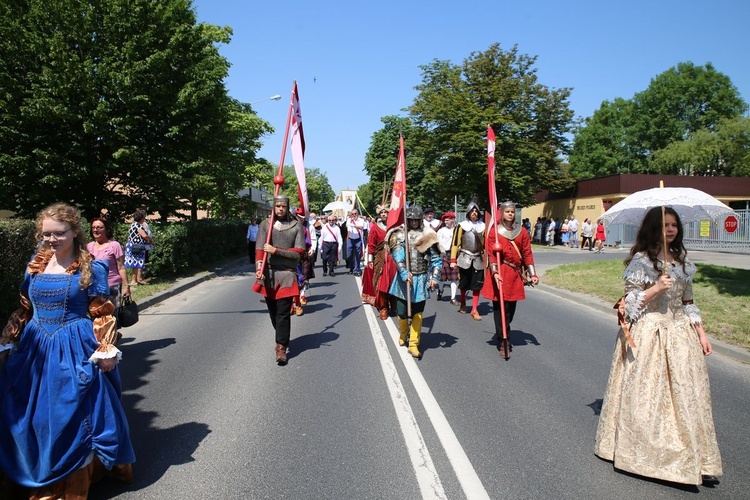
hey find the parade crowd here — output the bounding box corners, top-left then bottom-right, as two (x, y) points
(0, 197), (723, 497)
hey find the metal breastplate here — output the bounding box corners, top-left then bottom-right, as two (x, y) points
(408, 231), (429, 274)
(461, 228), (483, 253)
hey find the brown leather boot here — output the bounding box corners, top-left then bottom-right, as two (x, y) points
(275, 343), (288, 365)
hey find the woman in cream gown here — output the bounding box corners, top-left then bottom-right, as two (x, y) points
(595, 206), (722, 486)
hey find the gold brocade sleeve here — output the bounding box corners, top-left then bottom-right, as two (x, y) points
(89, 296), (118, 352)
(1, 294), (32, 346)
(450, 225), (463, 262)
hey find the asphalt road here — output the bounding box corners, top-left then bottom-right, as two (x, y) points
(90, 256), (750, 500)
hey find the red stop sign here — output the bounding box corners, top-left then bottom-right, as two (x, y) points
(724, 215), (738, 233)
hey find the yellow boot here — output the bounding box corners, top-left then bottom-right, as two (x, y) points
(407, 312), (422, 358)
(398, 318), (409, 346)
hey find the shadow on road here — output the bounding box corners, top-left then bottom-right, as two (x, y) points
(89, 338), (211, 499)
(288, 331), (341, 360)
(486, 328), (541, 350)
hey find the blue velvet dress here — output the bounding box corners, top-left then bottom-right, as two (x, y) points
(0, 259), (135, 488)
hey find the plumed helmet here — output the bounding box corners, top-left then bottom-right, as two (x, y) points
(406, 205), (424, 221)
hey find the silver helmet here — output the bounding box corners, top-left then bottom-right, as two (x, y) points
(466, 200), (480, 214)
(406, 205), (424, 221)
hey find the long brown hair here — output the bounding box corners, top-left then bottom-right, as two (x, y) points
(625, 206), (687, 273)
(34, 203), (93, 289)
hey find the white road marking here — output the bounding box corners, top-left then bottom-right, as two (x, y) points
(357, 277), (490, 500)
(361, 291), (447, 499)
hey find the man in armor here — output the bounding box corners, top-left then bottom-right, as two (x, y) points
(450, 201), (485, 321)
(482, 201), (539, 359)
(255, 194), (306, 365)
(386, 205), (442, 358)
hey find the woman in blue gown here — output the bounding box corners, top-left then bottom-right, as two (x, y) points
(0, 203), (135, 498)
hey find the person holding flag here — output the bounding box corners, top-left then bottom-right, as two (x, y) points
(482, 201), (539, 358)
(253, 81), (308, 365)
(255, 195), (305, 365)
(386, 205), (442, 358)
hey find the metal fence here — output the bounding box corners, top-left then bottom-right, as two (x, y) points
(604, 209), (750, 253)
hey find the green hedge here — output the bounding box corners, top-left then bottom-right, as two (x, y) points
(0, 220), (38, 323)
(0, 218), (248, 322)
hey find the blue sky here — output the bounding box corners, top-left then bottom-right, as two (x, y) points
(193, 0), (750, 197)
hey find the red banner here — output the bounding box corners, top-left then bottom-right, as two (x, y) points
(386, 136), (406, 230)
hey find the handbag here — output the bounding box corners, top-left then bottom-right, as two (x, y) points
(130, 243), (146, 253)
(117, 296), (139, 328)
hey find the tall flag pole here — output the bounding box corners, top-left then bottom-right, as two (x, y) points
(386, 135), (411, 316)
(291, 82), (308, 216)
(254, 82), (296, 293)
(487, 125), (510, 358)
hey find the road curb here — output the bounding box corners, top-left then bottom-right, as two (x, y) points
(136, 258), (248, 312)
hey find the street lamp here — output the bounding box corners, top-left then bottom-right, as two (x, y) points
(250, 94), (282, 105)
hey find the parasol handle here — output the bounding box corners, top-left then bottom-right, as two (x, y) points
(660, 181), (668, 276)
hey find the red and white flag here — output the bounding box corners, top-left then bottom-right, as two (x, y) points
(290, 82), (308, 216)
(487, 126), (498, 233)
(386, 136), (406, 230)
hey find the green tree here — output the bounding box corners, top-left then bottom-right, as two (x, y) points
(632, 62), (747, 155)
(570, 62), (748, 178)
(568, 99), (640, 178)
(408, 43), (575, 209)
(0, 0), (271, 220)
(277, 166), (335, 214)
(651, 116), (750, 177)
(361, 116), (431, 210)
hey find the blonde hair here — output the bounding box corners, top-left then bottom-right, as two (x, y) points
(34, 203), (92, 289)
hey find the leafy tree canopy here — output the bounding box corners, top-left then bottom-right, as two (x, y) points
(0, 0), (272, 220)
(365, 43), (575, 211)
(277, 165), (336, 215)
(570, 62), (748, 178)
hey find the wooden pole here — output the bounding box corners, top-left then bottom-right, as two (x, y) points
(660, 180), (668, 275)
(257, 82), (295, 283)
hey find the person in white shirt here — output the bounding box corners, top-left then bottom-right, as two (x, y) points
(346, 209), (365, 276)
(320, 215), (343, 276)
(568, 215), (579, 248)
(546, 217), (557, 246)
(423, 206), (440, 232)
(436, 212), (459, 304)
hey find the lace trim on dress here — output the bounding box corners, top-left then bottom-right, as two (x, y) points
(89, 347), (122, 362)
(624, 289), (648, 323)
(622, 252), (696, 283)
(622, 253), (660, 285)
(684, 303), (703, 324)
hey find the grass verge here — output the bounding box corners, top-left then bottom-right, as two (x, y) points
(544, 260), (750, 351)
